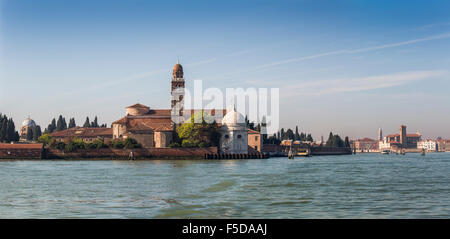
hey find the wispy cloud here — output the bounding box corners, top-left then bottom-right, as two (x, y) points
(281, 70), (446, 98)
(256, 32), (450, 70)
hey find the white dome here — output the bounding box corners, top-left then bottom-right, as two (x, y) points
(222, 107), (245, 126)
(22, 118), (36, 127)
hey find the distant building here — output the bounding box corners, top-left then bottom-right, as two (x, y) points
(248, 129), (262, 152)
(378, 128), (383, 141)
(219, 107), (248, 154)
(417, 139), (438, 152)
(50, 127), (113, 143)
(353, 138), (378, 151)
(112, 104), (174, 148)
(379, 125), (421, 150)
(19, 116), (36, 140)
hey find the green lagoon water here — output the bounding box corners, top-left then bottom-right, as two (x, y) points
(1, 153), (449, 218)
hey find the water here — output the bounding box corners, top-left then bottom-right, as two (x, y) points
(1, 153), (450, 218)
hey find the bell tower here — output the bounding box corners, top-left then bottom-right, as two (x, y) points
(171, 59), (185, 123)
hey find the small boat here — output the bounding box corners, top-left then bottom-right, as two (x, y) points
(296, 148), (311, 157)
(421, 148), (426, 156)
(381, 150), (390, 155)
(288, 147), (294, 159)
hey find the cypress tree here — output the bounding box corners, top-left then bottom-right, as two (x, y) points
(344, 136), (350, 148)
(295, 126), (300, 141)
(68, 118), (76, 128)
(47, 118), (56, 133)
(83, 117), (90, 128)
(62, 117), (67, 130)
(33, 125), (42, 141)
(92, 116), (98, 128)
(326, 132), (334, 147)
(0, 116), (7, 141)
(56, 115), (64, 131)
(26, 127), (33, 141)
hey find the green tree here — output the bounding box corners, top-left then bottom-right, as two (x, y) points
(344, 136), (350, 148)
(91, 116), (99, 128)
(0, 116), (7, 141)
(26, 127), (34, 141)
(177, 112), (220, 148)
(295, 126), (300, 141)
(306, 134), (313, 142)
(47, 118), (57, 133)
(124, 138), (142, 149)
(56, 115), (67, 131)
(285, 128), (294, 140)
(33, 125), (42, 141)
(83, 117), (90, 128)
(38, 134), (54, 147)
(68, 118), (76, 128)
(326, 132), (334, 147)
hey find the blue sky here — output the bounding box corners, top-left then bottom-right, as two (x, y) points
(1, 0), (450, 139)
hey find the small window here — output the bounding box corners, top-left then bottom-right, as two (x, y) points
(255, 136), (258, 140)
(225, 135), (229, 139)
(237, 135), (242, 139)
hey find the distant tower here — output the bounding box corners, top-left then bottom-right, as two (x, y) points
(378, 128), (383, 141)
(400, 125), (407, 147)
(171, 59), (185, 124)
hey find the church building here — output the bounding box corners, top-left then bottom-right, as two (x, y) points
(112, 61), (260, 152)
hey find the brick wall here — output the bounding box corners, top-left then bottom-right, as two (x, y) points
(45, 147), (218, 159)
(0, 148), (42, 159)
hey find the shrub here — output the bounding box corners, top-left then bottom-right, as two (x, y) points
(124, 138), (142, 149)
(93, 138), (107, 149)
(198, 141), (210, 148)
(65, 137), (86, 152)
(38, 134), (54, 147)
(181, 139), (198, 148)
(85, 143), (97, 149)
(168, 142), (181, 148)
(110, 140), (125, 149)
(55, 141), (66, 150)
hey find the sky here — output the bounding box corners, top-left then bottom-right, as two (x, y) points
(1, 0), (450, 140)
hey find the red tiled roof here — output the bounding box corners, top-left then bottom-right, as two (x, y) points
(0, 143), (43, 149)
(247, 129), (260, 134)
(386, 133), (420, 138)
(356, 138), (376, 142)
(126, 103), (149, 108)
(50, 127), (113, 138)
(113, 117), (173, 132)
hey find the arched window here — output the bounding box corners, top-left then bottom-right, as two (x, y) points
(225, 135), (229, 139)
(237, 135), (242, 139)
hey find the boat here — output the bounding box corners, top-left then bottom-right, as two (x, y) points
(381, 150), (390, 155)
(421, 148), (426, 156)
(296, 148), (311, 157)
(288, 148), (294, 159)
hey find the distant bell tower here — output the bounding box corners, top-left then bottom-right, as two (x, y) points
(378, 128), (383, 141)
(400, 125), (407, 147)
(171, 59), (185, 123)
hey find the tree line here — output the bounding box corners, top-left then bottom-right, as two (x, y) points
(44, 115), (107, 134)
(0, 113), (20, 143)
(325, 132), (351, 148)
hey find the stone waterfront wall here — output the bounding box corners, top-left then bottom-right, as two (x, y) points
(0, 148), (43, 159)
(45, 147), (218, 159)
(310, 146), (352, 155)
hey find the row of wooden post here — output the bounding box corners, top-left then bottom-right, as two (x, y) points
(205, 153), (267, 159)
